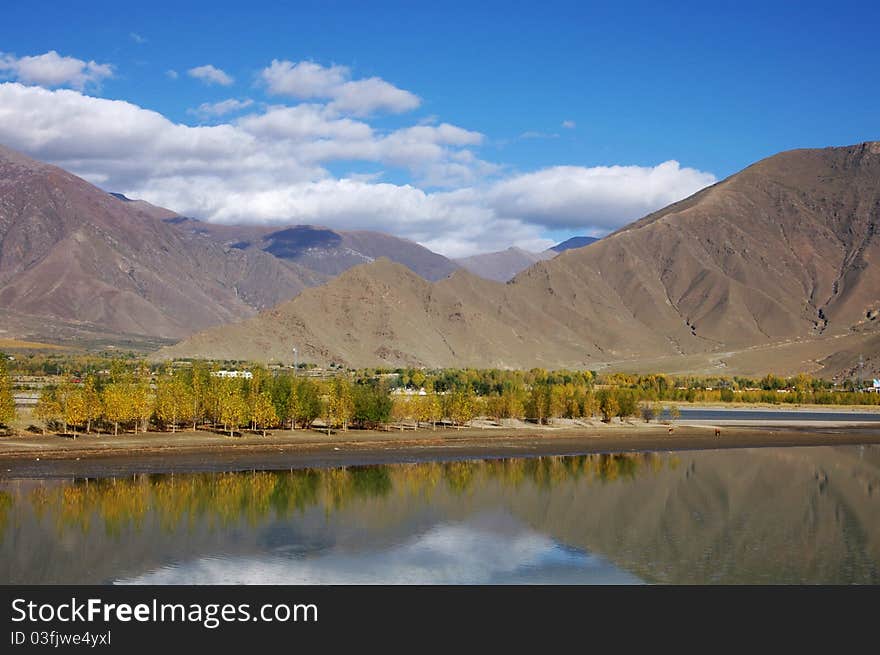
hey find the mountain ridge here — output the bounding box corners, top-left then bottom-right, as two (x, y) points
(158, 142), (880, 376)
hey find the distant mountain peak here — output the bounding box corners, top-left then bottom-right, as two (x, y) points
(159, 141), (880, 378)
(550, 236), (599, 252)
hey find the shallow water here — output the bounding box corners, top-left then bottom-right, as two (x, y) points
(678, 408), (880, 422)
(1, 445), (879, 584)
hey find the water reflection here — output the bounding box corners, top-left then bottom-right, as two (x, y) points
(1, 448), (879, 584)
(119, 517), (640, 585)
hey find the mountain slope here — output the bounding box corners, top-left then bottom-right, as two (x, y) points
(155, 259), (631, 367)
(454, 247), (555, 282)
(167, 219), (460, 281)
(0, 145), (323, 340)
(158, 142), (880, 372)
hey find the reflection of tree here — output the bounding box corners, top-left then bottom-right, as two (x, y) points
(0, 492), (12, 542)
(350, 467), (392, 498)
(444, 462), (475, 495)
(5, 453), (667, 541)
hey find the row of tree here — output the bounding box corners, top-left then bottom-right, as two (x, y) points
(24, 363), (663, 436)
(5, 357), (877, 435)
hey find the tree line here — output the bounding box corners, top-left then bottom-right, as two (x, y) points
(2, 358), (877, 435)
(21, 363), (662, 436)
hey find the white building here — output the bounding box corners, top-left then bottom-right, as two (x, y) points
(211, 370), (253, 379)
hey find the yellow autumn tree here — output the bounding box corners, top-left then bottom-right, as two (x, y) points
(0, 360), (15, 430)
(327, 377), (354, 432)
(155, 370), (192, 433)
(445, 389), (477, 427)
(130, 368), (153, 434)
(63, 385), (88, 438)
(81, 376), (102, 434)
(218, 379), (247, 437)
(33, 387), (61, 434)
(251, 392), (278, 436)
(103, 382), (134, 436)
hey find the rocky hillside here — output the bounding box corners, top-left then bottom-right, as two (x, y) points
(158, 143), (880, 373)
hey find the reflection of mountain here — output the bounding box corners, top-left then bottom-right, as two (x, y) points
(1, 446), (878, 584)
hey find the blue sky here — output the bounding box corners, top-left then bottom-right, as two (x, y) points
(1, 1), (878, 255)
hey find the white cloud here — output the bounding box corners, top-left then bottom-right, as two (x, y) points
(0, 50), (112, 90)
(260, 60), (347, 97)
(0, 81), (715, 258)
(165, 69), (179, 79)
(130, 33), (147, 44)
(187, 64), (233, 86)
(330, 77), (421, 116)
(260, 59), (420, 116)
(488, 162), (716, 230)
(562, 120), (576, 129)
(189, 98), (254, 119)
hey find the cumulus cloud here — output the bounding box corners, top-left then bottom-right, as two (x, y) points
(0, 81), (715, 258)
(189, 98), (254, 119)
(130, 32), (147, 44)
(260, 59), (420, 116)
(165, 69), (179, 79)
(187, 64), (233, 86)
(0, 50), (112, 90)
(488, 163), (716, 230)
(561, 120), (576, 129)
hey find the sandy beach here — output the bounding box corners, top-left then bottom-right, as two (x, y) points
(1, 416), (879, 479)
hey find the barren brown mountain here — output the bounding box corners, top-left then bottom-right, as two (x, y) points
(0, 145), (463, 346)
(159, 143), (880, 376)
(455, 246), (555, 282)
(166, 218), (459, 281)
(0, 145), (324, 342)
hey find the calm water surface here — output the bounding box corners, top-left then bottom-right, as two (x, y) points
(1, 445), (879, 584)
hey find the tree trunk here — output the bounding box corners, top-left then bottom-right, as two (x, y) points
(114, 421), (118, 436)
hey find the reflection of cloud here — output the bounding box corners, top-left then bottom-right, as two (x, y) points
(117, 519), (641, 585)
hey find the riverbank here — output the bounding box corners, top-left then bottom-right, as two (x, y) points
(1, 419), (879, 479)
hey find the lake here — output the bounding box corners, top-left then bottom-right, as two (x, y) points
(1, 445), (878, 584)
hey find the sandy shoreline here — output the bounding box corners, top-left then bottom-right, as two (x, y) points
(1, 420), (879, 479)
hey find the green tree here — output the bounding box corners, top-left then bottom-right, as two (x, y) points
(352, 383), (392, 428)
